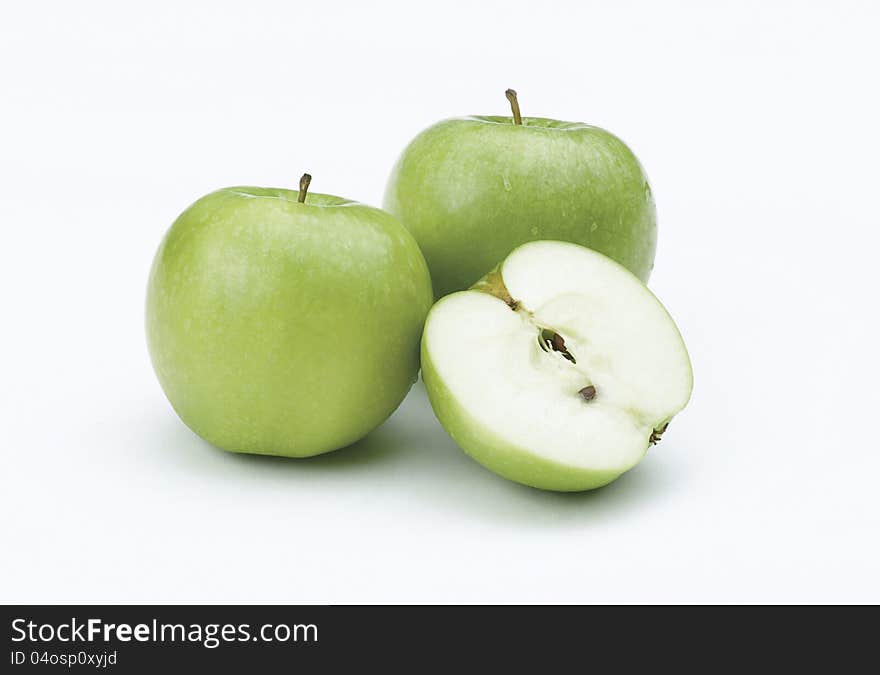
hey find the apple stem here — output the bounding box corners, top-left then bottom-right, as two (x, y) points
(505, 89), (523, 125)
(298, 173), (312, 203)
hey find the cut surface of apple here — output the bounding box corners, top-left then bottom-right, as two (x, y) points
(421, 240), (693, 491)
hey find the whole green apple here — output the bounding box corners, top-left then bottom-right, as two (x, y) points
(146, 175), (433, 457)
(384, 90), (657, 297)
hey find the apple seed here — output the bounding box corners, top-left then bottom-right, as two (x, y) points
(578, 385), (597, 402)
(539, 328), (576, 363)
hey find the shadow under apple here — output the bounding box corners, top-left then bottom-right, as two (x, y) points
(146, 382), (686, 527)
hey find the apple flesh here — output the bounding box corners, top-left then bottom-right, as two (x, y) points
(146, 180), (433, 457)
(384, 91), (656, 297)
(421, 240), (692, 491)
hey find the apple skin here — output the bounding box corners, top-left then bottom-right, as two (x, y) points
(384, 116), (656, 298)
(420, 320), (624, 492)
(146, 187), (433, 457)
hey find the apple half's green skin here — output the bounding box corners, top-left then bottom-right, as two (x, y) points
(384, 115), (656, 298)
(421, 241), (692, 491)
(146, 187), (433, 457)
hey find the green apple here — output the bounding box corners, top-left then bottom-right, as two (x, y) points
(421, 240), (692, 491)
(146, 174), (433, 457)
(384, 89), (656, 298)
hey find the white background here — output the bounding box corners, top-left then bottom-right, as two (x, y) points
(2, 0), (879, 603)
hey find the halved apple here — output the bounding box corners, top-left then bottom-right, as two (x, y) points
(421, 241), (693, 491)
